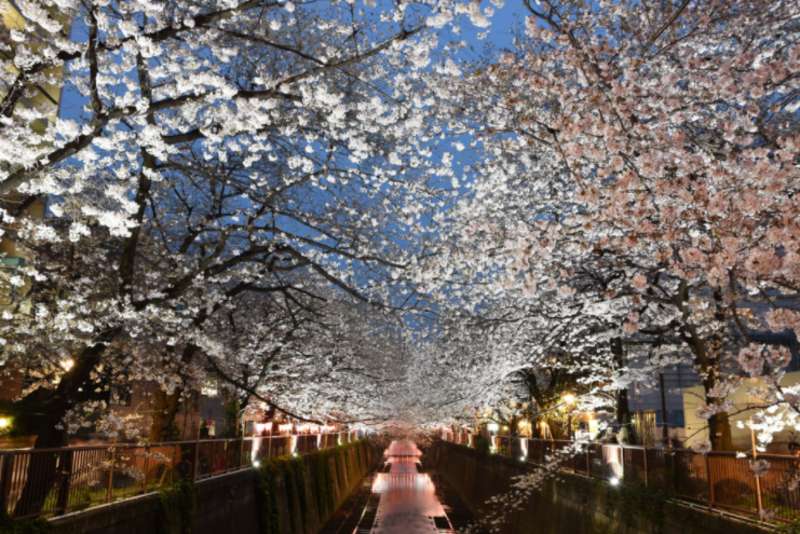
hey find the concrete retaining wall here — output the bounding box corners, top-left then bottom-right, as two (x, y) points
(46, 441), (377, 534)
(429, 441), (774, 534)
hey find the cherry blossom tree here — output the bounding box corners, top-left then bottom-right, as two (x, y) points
(2, 0), (506, 514)
(0, 11), (532, 514)
(2, 2), (799, 524)
(423, 0), (800, 454)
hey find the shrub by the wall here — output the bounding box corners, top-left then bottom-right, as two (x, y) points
(255, 441), (375, 534)
(157, 478), (196, 534)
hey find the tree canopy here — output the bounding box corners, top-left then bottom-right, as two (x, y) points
(1, 0), (799, 457)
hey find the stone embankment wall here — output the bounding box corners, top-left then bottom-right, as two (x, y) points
(46, 441), (377, 534)
(428, 441), (774, 534)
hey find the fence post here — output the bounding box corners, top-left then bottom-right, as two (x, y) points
(753, 465), (764, 519)
(585, 446), (590, 476)
(106, 447), (115, 503)
(668, 450), (676, 494)
(142, 445), (150, 492)
(0, 453), (13, 515)
(169, 444), (178, 486)
(705, 454), (714, 508)
(55, 449), (73, 515)
(193, 440), (200, 481)
(221, 440), (228, 473)
(643, 448), (648, 488)
(751, 427), (764, 518)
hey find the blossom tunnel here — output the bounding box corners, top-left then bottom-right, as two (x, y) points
(1, 0), (800, 531)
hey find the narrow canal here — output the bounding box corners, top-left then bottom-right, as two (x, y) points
(319, 439), (479, 533)
(369, 440), (454, 533)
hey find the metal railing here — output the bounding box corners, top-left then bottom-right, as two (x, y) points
(0, 431), (360, 520)
(446, 432), (800, 523)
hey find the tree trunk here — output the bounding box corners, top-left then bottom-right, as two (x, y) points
(611, 337), (636, 443)
(708, 411), (733, 451)
(12, 332), (115, 516)
(148, 344), (197, 442)
(616, 389), (632, 429)
(149, 389), (182, 442)
(702, 361), (733, 451)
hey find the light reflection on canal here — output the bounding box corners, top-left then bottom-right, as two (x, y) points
(369, 440), (454, 533)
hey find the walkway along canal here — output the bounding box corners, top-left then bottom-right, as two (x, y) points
(32, 439), (377, 534)
(7, 436), (481, 534)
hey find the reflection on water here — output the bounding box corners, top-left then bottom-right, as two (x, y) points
(370, 440), (454, 533)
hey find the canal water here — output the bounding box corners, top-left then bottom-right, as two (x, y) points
(369, 440), (454, 533)
(320, 439), (480, 534)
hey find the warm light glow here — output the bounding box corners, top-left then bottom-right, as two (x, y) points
(60, 358), (74, 371)
(0, 416), (11, 430)
(200, 385), (218, 397)
(561, 393), (576, 406)
(517, 419), (532, 437)
(609, 476), (620, 487)
(254, 422), (273, 434)
(371, 473), (389, 493)
(252, 459), (261, 468)
(487, 422), (499, 433)
(278, 423), (293, 433)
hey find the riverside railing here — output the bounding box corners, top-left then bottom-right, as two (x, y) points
(0, 431), (360, 520)
(446, 432), (800, 523)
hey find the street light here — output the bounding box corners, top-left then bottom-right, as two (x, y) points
(0, 416), (11, 431)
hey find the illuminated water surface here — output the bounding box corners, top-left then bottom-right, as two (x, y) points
(369, 440), (454, 533)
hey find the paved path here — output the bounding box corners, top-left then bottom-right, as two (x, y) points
(369, 440), (453, 534)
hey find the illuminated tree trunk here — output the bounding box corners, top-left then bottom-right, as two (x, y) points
(701, 353), (734, 451)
